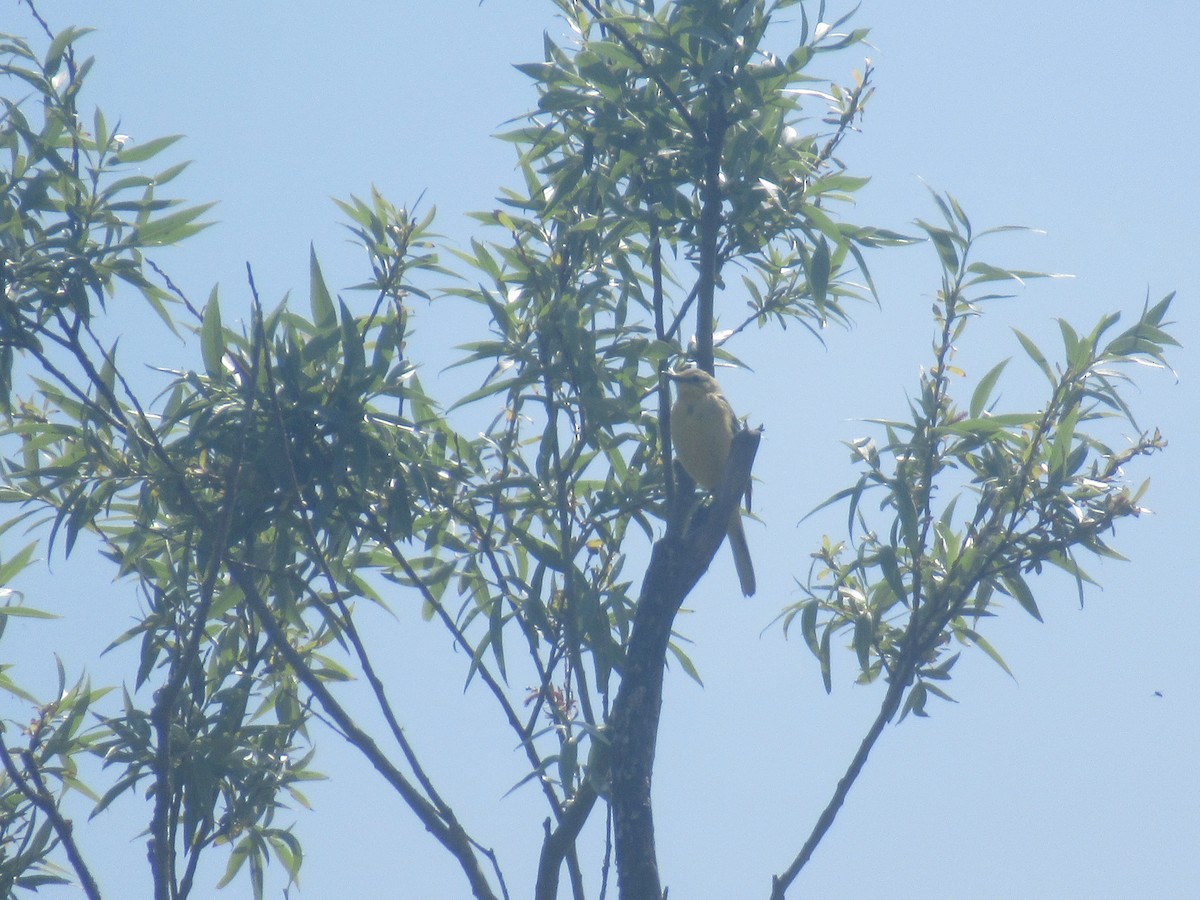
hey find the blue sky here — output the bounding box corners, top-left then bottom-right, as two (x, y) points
(4, 2), (1198, 898)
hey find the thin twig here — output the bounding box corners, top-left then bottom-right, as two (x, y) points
(18, 0), (54, 43)
(368, 518), (565, 820)
(769, 673), (906, 899)
(535, 780), (600, 900)
(230, 564), (500, 900)
(147, 259), (203, 321)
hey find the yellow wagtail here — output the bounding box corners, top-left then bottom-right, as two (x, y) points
(668, 367), (756, 597)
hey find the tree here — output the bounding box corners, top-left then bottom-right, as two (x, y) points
(0, 2), (1177, 899)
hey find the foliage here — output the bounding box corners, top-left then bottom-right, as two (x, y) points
(768, 198), (1174, 896)
(0, 653), (107, 898)
(790, 199), (1174, 712)
(0, 3), (1175, 900)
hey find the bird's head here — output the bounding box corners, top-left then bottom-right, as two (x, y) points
(667, 367), (721, 398)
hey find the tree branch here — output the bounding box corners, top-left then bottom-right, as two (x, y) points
(695, 84), (727, 373)
(229, 564), (500, 900)
(0, 734), (103, 900)
(769, 674), (907, 899)
(535, 780), (600, 900)
(610, 427), (760, 899)
(370, 521), (564, 822)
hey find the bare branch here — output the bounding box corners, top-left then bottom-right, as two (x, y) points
(610, 427), (760, 899)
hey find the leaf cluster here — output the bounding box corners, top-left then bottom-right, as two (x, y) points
(0, 658), (107, 896)
(0, 28), (210, 404)
(788, 193), (1175, 717)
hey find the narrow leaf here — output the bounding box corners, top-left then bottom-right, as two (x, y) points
(1012, 328), (1055, 385)
(1001, 571), (1043, 622)
(310, 246), (336, 329)
(200, 289), (223, 377)
(969, 358), (1009, 418)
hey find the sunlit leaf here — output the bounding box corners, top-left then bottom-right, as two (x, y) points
(200, 289), (224, 377)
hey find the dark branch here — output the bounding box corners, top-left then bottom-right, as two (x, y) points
(229, 565), (499, 900)
(769, 675), (907, 900)
(610, 427), (760, 899)
(536, 780), (601, 900)
(0, 734), (103, 900)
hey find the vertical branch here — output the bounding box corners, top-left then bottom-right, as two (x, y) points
(694, 84), (727, 374)
(535, 781), (600, 900)
(773, 229), (969, 897)
(608, 550), (675, 900)
(610, 430), (759, 899)
(652, 230), (679, 514)
(147, 692), (175, 900)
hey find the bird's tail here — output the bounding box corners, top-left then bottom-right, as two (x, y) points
(726, 512), (756, 597)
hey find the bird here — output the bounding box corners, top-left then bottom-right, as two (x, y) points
(667, 367), (756, 596)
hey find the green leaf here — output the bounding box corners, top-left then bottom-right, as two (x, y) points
(113, 134), (183, 164)
(799, 599), (819, 657)
(0, 541), (38, 585)
(1047, 405), (1081, 481)
(969, 358), (1009, 418)
(959, 627), (1014, 678)
(1045, 549), (1096, 608)
(943, 411), (1039, 434)
(947, 194), (971, 232)
(921, 651), (961, 680)
(819, 626), (832, 694)
(809, 236), (830, 310)
(588, 40), (639, 69)
(915, 220), (960, 274)
(876, 545), (908, 606)
(801, 478), (869, 526)
(310, 247), (336, 329)
(45, 26), (94, 76)
(892, 480), (920, 555)
(812, 174), (872, 195)
(899, 681), (928, 720)
(217, 837), (253, 889)
(0, 604), (57, 620)
(338, 300), (365, 373)
(1012, 328), (1055, 385)
(558, 736), (579, 791)
(488, 593), (507, 681)
(852, 616), (872, 671)
(922, 682), (958, 705)
(266, 830), (303, 886)
(200, 289), (224, 377)
(963, 262), (1010, 286)
(668, 641), (704, 686)
(136, 201), (215, 245)
(1000, 570), (1043, 623)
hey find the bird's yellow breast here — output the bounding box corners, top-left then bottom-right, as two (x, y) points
(672, 391), (733, 490)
